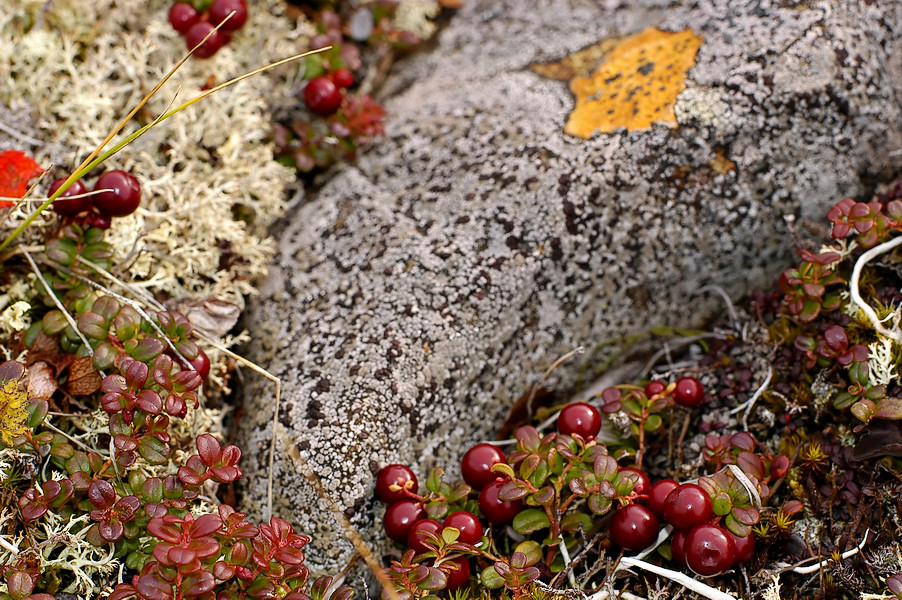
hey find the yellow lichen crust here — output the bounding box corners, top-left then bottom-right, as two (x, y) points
(564, 27), (703, 138)
(0, 0), (301, 304)
(0, 380), (28, 445)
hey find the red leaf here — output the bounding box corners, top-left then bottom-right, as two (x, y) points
(0, 150), (43, 208)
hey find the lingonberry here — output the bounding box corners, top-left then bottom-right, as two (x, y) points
(93, 170), (141, 217)
(644, 380), (667, 397)
(608, 504), (659, 551)
(443, 510), (482, 545)
(672, 376), (705, 407)
(209, 0), (249, 31)
(407, 518), (442, 553)
(188, 348), (211, 381)
(684, 523), (736, 576)
(477, 480), (521, 524)
(168, 2), (199, 34)
(646, 478), (679, 519)
(444, 557), (471, 590)
(48, 178), (91, 216)
(662, 483), (713, 531)
(375, 464), (418, 504)
(557, 402), (601, 439)
(304, 76), (343, 116)
(726, 529), (755, 566)
(671, 528), (688, 566)
(332, 68), (354, 89)
(87, 212), (112, 230)
(383, 499), (426, 544)
(461, 443), (507, 489)
(185, 21), (224, 59)
(619, 467), (650, 496)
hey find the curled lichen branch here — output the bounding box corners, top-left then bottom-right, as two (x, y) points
(849, 236), (902, 342)
(610, 557), (738, 600)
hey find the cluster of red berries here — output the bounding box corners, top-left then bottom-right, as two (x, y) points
(375, 464), (479, 590)
(168, 0), (248, 59)
(607, 475), (754, 576)
(303, 71), (355, 116)
(50, 170), (141, 229)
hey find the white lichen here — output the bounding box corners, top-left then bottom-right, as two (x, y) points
(869, 336), (898, 388)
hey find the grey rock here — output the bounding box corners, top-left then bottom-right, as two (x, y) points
(239, 0), (902, 576)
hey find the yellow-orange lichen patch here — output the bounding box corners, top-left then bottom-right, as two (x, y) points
(564, 27), (703, 139)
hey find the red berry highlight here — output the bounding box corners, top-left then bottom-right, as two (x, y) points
(557, 402), (601, 439)
(375, 464), (418, 504)
(608, 504), (659, 551)
(673, 376), (705, 407)
(443, 511), (483, 545)
(460, 443), (507, 489)
(304, 76), (343, 116)
(685, 523), (736, 576)
(93, 170), (141, 217)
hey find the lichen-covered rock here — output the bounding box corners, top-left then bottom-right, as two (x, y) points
(238, 0), (902, 575)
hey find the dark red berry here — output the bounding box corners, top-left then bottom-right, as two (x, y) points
(383, 500), (425, 544)
(685, 524), (736, 576)
(646, 479), (679, 519)
(672, 376), (705, 407)
(93, 170), (141, 217)
(726, 529), (755, 566)
(443, 511), (482, 545)
(671, 528), (688, 566)
(332, 68), (354, 89)
(189, 348), (211, 381)
(375, 464), (418, 504)
(407, 518), (442, 553)
(444, 557), (471, 590)
(209, 0), (249, 31)
(304, 76), (343, 115)
(608, 504), (659, 551)
(460, 443), (507, 489)
(477, 480), (521, 524)
(557, 402), (601, 439)
(619, 467), (650, 496)
(662, 483), (713, 531)
(185, 21), (224, 59)
(644, 380), (667, 397)
(87, 212), (112, 230)
(49, 178), (91, 216)
(168, 2), (199, 34)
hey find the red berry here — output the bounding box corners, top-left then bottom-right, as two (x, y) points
(87, 212), (112, 230)
(608, 504), (659, 551)
(168, 2), (199, 34)
(407, 518), (442, 553)
(383, 500), (425, 544)
(671, 528), (688, 566)
(304, 76), (343, 115)
(460, 443), (507, 489)
(185, 21), (224, 59)
(662, 483), (713, 531)
(209, 0), (249, 31)
(619, 467), (650, 496)
(332, 68), (354, 89)
(557, 402), (601, 439)
(49, 178), (91, 216)
(672, 377), (705, 407)
(443, 511), (482, 545)
(188, 348), (211, 381)
(726, 529), (755, 566)
(93, 170), (141, 217)
(477, 480), (521, 524)
(644, 380), (667, 397)
(685, 524), (736, 576)
(444, 557), (471, 590)
(375, 464), (418, 504)
(646, 479), (679, 519)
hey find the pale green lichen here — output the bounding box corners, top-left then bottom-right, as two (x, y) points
(394, 0), (441, 40)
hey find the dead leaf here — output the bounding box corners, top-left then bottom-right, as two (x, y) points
(0, 150), (43, 208)
(169, 297), (241, 338)
(561, 27), (703, 138)
(709, 147), (736, 175)
(25, 362), (57, 401)
(64, 356), (102, 396)
(531, 37), (623, 81)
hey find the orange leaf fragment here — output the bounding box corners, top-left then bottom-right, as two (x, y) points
(564, 27), (703, 139)
(0, 150), (43, 208)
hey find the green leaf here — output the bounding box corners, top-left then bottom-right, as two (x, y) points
(528, 485), (554, 505)
(441, 527), (460, 545)
(425, 467), (444, 494)
(644, 413), (663, 432)
(528, 459), (550, 488)
(712, 491), (732, 516)
(514, 541), (542, 566)
(137, 436), (170, 464)
(513, 509), (550, 534)
(417, 566), (447, 591)
(587, 494), (612, 515)
(561, 511), (593, 532)
(833, 391), (856, 410)
(799, 299), (821, 322)
(875, 397), (902, 420)
(731, 505), (760, 526)
(499, 481), (530, 501)
(724, 513), (752, 537)
(425, 501), (448, 520)
(520, 454), (540, 480)
(851, 399), (875, 422)
(491, 462), (516, 480)
(128, 337), (166, 362)
(481, 566), (505, 589)
(593, 454), (619, 480)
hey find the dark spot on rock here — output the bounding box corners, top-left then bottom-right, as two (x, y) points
(350, 364), (361, 376)
(298, 440), (311, 451)
(550, 236), (564, 261)
(506, 235), (520, 249)
(455, 215), (471, 225)
(374, 368), (391, 380)
(344, 507), (355, 517)
(638, 61), (655, 75)
(316, 378), (331, 393)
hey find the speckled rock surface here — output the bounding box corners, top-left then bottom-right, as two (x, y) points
(238, 0), (902, 575)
